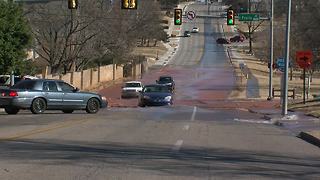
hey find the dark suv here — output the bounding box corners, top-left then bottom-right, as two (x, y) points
(156, 76), (175, 92)
(184, 31), (191, 37)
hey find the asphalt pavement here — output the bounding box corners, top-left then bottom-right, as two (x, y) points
(0, 107), (319, 179)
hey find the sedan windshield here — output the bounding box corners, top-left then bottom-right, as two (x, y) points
(143, 86), (170, 93)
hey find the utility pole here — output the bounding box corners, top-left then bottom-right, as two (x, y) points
(267, 0), (274, 100)
(282, 0), (292, 116)
(248, 0), (253, 54)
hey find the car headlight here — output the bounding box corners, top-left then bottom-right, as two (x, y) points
(143, 95), (150, 99)
(101, 96), (107, 102)
(164, 96), (172, 101)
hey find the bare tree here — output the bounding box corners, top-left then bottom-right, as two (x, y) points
(25, 0), (166, 74)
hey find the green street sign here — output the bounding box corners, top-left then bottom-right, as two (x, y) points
(238, 13), (260, 21)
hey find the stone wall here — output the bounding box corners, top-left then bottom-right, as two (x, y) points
(42, 62), (144, 90)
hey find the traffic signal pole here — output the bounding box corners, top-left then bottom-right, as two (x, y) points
(267, 0), (274, 100)
(282, 0), (292, 116)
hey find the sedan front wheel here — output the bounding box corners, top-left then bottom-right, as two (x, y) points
(86, 98), (100, 114)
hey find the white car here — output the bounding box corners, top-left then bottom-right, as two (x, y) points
(121, 81), (143, 98)
(191, 27), (199, 33)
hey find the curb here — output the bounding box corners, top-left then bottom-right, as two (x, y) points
(297, 132), (320, 148)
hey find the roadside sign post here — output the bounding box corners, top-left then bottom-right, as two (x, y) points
(296, 50), (312, 104)
(307, 76), (311, 99)
(303, 69), (306, 104)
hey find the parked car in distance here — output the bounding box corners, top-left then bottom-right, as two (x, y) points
(230, 35), (245, 42)
(156, 76), (175, 92)
(121, 81), (143, 98)
(0, 75), (22, 87)
(138, 84), (173, 107)
(191, 27), (199, 33)
(184, 30), (191, 37)
(0, 75), (9, 86)
(0, 79), (107, 114)
(216, 38), (230, 44)
(0, 75), (38, 87)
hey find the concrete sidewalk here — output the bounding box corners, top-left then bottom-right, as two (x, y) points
(249, 107), (320, 147)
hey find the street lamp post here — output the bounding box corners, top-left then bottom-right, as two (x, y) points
(282, 0), (292, 116)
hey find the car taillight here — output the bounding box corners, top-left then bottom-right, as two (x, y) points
(1, 92), (5, 97)
(9, 91), (18, 97)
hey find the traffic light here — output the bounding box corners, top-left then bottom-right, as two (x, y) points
(174, 9), (182, 25)
(227, 9), (235, 25)
(121, 0), (137, 9)
(68, 0), (78, 9)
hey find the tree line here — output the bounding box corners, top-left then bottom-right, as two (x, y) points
(0, 0), (182, 75)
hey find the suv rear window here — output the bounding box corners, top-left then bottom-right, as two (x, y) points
(12, 80), (36, 90)
(159, 77), (172, 82)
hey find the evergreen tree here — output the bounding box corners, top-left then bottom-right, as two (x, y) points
(0, 0), (32, 75)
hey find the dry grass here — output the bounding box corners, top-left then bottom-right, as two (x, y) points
(308, 130), (320, 139)
(132, 41), (168, 59)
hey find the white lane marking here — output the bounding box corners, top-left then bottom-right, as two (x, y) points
(172, 140), (184, 151)
(183, 125), (190, 131)
(191, 106), (197, 121)
(234, 118), (272, 124)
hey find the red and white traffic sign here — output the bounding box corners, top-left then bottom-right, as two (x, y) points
(296, 50), (312, 69)
(186, 11), (196, 20)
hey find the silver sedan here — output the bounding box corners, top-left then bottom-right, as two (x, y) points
(0, 79), (107, 114)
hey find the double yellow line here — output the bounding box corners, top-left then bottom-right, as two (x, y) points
(0, 117), (91, 142)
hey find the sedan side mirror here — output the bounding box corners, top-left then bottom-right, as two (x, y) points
(73, 87), (80, 92)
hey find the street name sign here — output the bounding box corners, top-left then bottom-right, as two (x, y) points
(238, 13), (260, 21)
(276, 58), (293, 72)
(276, 58), (285, 72)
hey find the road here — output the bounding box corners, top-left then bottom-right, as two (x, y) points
(0, 2), (319, 180)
